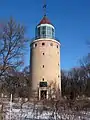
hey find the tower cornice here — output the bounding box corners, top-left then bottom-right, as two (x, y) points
(30, 38), (61, 46)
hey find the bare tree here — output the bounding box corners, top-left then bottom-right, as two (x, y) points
(80, 54), (90, 96)
(61, 67), (87, 100)
(0, 18), (28, 77)
(23, 66), (31, 100)
(80, 53), (90, 77)
(61, 70), (69, 97)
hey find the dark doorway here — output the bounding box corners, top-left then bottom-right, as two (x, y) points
(41, 90), (47, 99)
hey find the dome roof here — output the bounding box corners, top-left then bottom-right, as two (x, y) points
(38, 15), (52, 25)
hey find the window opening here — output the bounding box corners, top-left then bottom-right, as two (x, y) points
(40, 81), (47, 87)
(35, 43), (37, 47)
(42, 43), (45, 46)
(37, 27), (40, 38)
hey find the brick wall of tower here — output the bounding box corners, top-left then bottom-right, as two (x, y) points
(30, 38), (61, 97)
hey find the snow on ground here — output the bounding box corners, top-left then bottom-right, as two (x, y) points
(2, 101), (90, 120)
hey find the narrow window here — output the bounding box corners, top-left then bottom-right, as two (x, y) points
(57, 45), (58, 48)
(43, 26), (46, 30)
(42, 78), (44, 81)
(42, 43), (45, 46)
(37, 27), (40, 38)
(43, 53), (45, 55)
(58, 75), (59, 78)
(52, 28), (54, 38)
(35, 43), (37, 47)
(42, 31), (46, 36)
(43, 65), (44, 68)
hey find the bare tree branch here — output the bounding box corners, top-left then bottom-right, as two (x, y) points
(0, 18), (29, 77)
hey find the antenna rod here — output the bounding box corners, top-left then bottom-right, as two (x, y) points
(43, 0), (47, 16)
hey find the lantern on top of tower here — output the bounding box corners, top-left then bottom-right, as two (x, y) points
(35, 0), (55, 39)
(35, 16), (55, 39)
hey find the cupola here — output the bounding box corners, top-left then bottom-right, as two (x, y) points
(35, 15), (55, 39)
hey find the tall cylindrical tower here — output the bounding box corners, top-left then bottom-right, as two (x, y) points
(30, 15), (61, 99)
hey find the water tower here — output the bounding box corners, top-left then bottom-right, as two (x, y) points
(30, 1), (61, 100)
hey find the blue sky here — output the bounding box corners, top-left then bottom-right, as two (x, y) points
(0, 0), (90, 70)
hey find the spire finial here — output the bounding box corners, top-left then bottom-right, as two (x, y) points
(43, 0), (47, 16)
